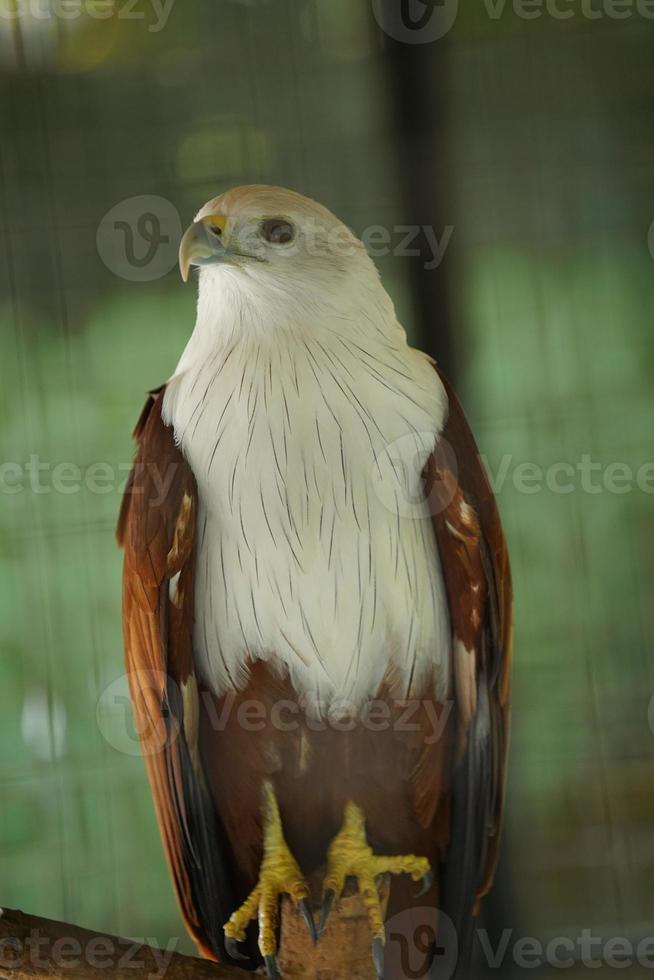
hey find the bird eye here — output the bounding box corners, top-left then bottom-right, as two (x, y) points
(209, 225), (223, 237)
(261, 219), (295, 245)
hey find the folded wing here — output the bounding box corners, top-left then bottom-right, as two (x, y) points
(424, 368), (512, 972)
(117, 388), (240, 963)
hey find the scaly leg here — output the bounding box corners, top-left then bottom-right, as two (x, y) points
(223, 781), (316, 978)
(319, 801), (432, 980)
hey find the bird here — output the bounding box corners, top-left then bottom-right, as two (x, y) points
(117, 185), (512, 979)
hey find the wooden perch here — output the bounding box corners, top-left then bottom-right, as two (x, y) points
(0, 908), (248, 980)
(0, 883), (387, 980)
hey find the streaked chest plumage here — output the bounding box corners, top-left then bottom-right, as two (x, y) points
(163, 327), (451, 707)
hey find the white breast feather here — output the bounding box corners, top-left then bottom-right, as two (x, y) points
(163, 277), (451, 710)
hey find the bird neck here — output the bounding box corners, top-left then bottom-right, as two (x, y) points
(175, 266), (404, 375)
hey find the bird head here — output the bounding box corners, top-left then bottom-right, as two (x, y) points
(178, 185), (388, 314)
(176, 184), (406, 356)
(179, 185), (368, 279)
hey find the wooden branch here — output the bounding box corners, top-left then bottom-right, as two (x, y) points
(0, 908), (249, 980)
(0, 885), (386, 980)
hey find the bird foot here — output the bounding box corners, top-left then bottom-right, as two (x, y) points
(223, 782), (316, 978)
(319, 801), (431, 979)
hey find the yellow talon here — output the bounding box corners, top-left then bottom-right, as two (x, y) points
(321, 801), (431, 942)
(224, 782), (314, 964)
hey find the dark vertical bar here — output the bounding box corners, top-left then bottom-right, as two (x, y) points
(373, 0), (457, 379)
(373, 9), (518, 978)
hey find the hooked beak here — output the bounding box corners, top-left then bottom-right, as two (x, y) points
(178, 215), (228, 282)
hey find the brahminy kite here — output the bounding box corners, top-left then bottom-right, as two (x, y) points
(117, 185), (512, 979)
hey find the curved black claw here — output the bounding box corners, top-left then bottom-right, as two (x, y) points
(264, 954), (280, 979)
(224, 936), (248, 962)
(372, 936), (385, 980)
(318, 888), (335, 935)
(415, 869), (434, 898)
(299, 898), (318, 945)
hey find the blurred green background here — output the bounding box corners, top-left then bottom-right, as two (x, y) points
(1, 1), (654, 976)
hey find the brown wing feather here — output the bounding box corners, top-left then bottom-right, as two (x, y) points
(424, 367), (512, 965)
(118, 388), (239, 964)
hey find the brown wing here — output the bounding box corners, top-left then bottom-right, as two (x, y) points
(117, 387), (239, 964)
(424, 367), (512, 967)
